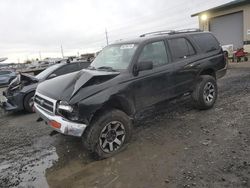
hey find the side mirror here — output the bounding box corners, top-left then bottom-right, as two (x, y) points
(133, 61), (153, 76)
(47, 73), (57, 79)
(138, 61), (153, 71)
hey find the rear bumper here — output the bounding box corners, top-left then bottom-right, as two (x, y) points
(34, 103), (87, 137)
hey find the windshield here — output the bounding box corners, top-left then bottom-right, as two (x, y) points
(35, 63), (62, 80)
(90, 44), (138, 70)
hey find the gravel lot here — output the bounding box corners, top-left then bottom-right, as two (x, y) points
(0, 62), (250, 188)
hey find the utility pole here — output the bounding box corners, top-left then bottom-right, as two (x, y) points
(61, 45), (64, 58)
(39, 51), (42, 60)
(105, 28), (109, 46)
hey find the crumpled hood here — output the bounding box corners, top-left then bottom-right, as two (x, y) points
(8, 73), (38, 88)
(36, 69), (120, 101)
(20, 73), (39, 83)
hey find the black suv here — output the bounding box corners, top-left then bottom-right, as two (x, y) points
(34, 30), (227, 159)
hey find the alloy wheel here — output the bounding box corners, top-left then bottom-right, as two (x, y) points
(203, 82), (215, 103)
(99, 121), (126, 153)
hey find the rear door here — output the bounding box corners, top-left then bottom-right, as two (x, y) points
(167, 37), (198, 96)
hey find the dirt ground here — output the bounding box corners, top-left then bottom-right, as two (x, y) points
(0, 62), (250, 188)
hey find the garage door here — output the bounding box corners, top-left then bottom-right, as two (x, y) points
(209, 12), (243, 50)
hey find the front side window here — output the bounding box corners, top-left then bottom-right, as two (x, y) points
(91, 44), (138, 70)
(168, 38), (196, 61)
(138, 41), (169, 67)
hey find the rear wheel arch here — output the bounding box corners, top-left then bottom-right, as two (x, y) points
(199, 68), (216, 79)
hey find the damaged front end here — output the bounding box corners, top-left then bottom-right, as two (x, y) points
(1, 73), (38, 111)
(34, 69), (121, 137)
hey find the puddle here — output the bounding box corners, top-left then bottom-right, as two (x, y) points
(0, 147), (58, 188)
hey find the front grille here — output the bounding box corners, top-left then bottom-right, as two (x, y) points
(34, 94), (55, 113)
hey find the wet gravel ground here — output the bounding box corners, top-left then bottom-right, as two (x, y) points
(0, 62), (250, 188)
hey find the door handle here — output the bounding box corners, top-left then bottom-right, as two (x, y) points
(185, 62), (200, 68)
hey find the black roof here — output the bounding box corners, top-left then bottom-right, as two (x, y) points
(191, 0), (250, 17)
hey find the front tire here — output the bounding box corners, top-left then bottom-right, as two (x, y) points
(23, 92), (35, 113)
(82, 109), (133, 159)
(191, 75), (217, 110)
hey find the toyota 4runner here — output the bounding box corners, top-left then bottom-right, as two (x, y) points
(34, 29), (227, 159)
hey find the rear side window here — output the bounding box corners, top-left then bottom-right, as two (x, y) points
(79, 62), (91, 69)
(191, 33), (220, 53)
(168, 38), (196, 61)
(53, 63), (80, 76)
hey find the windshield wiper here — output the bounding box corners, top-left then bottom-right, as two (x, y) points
(96, 66), (117, 72)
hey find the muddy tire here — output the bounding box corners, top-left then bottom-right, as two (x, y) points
(82, 109), (133, 159)
(191, 75), (217, 110)
(23, 92), (35, 113)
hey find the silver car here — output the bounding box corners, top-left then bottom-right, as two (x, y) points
(0, 70), (17, 86)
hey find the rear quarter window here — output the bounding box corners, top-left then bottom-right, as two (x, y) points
(168, 37), (196, 61)
(191, 33), (220, 53)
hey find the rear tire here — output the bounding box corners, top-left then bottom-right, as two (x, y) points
(23, 92), (35, 113)
(191, 75), (217, 110)
(82, 109), (133, 159)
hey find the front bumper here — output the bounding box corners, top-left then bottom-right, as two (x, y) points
(0, 91), (24, 111)
(34, 103), (87, 137)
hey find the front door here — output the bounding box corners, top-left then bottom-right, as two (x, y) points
(131, 41), (174, 111)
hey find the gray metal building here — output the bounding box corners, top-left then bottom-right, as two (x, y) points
(191, 0), (250, 52)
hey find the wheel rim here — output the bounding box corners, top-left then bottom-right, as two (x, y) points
(203, 82), (215, 103)
(29, 96), (34, 111)
(99, 121), (126, 153)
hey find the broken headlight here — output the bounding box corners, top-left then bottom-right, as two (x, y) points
(57, 102), (80, 121)
(57, 101), (73, 113)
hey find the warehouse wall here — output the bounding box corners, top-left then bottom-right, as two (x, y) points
(198, 4), (250, 52)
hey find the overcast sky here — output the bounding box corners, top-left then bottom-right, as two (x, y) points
(0, 0), (232, 63)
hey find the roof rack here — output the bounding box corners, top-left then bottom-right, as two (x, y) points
(139, 30), (175, 37)
(140, 28), (203, 37)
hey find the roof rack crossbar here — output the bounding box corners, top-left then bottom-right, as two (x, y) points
(139, 28), (203, 37)
(140, 30), (175, 37)
(173, 28), (203, 34)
